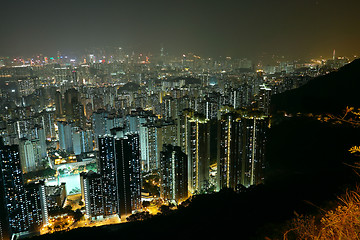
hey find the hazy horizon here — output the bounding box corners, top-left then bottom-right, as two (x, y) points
(1, 0), (360, 60)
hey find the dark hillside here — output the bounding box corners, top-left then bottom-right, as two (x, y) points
(272, 59), (360, 114)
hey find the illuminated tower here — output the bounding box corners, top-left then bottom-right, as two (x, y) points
(187, 114), (210, 193)
(0, 141), (49, 240)
(176, 109), (194, 155)
(80, 171), (104, 220)
(0, 144), (28, 240)
(258, 85), (272, 115)
(240, 114), (268, 186)
(97, 134), (141, 220)
(160, 145), (188, 203)
(98, 136), (119, 217)
(92, 110), (107, 148)
(40, 110), (56, 140)
(162, 95), (175, 120)
(24, 181), (49, 231)
(19, 139), (36, 173)
(218, 113), (241, 190)
(218, 111), (268, 190)
(115, 134), (141, 219)
(57, 121), (73, 153)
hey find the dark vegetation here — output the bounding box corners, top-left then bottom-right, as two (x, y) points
(28, 60), (360, 239)
(49, 206), (84, 222)
(23, 168), (56, 181)
(142, 173), (160, 197)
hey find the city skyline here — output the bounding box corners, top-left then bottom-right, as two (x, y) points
(1, 1), (360, 239)
(1, 0), (360, 59)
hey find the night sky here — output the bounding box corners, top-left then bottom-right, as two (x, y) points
(1, 0), (360, 59)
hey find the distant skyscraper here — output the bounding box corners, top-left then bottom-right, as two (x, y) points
(160, 45), (165, 57)
(93, 110), (122, 148)
(81, 130), (94, 153)
(139, 123), (149, 171)
(140, 123), (160, 172)
(63, 88), (79, 118)
(72, 128), (82, 155)
(162, 95), (175, 120)
(176, 109), (193, 156)
(92, 110), (107, 147)
(203, 96), (219, 120)
(32, 126), (47, 159)
(161, 121), (177, 148)
(140, 120), (177, 172)
(258, 85), (271, 115)
(40, 110), (56, 140)
(160, 145), (188, 203)
(57, 121), (73, 153)
(19, 139), (36, 173)
(72, 128), (94, 155)
(237, 83), (254, 108)
(54, 91), (63, 117)
(14, 120), (31, 140)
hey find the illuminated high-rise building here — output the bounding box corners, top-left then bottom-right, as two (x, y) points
(162, 95), (175, 120)
(240, 114), (268, 186)
(19, 139), (36, 173)
(39, 110), (56, 140)
(0, 144), (29, 240)
(97, 134), (141, 220)
(187, 114), (210, 193)
(24, 181), (49, 231)
(93, 110), (122, 148)
(32, 126), (47, 159)
(98, 136), (118, 217)
(160, 145), (188, 203)
(176, 109), (194, 155)
(72, 128), (82, 155)
(140, 120), (177, 172)
(0, 142), (49, 240)
(217, 111), (268, 190)
(115, 134), (141, 219)
(72, 128), (94, 156)
(57, 121), (73, 153)
(17, 77), (36, 98)
(80, 171), (104, 220)
(203, 96), (220, 120)
(92, 109), (107, 147)
(258, 85), (272, 115)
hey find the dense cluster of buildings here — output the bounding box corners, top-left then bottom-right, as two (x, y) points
(0, 49), (350, 239)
